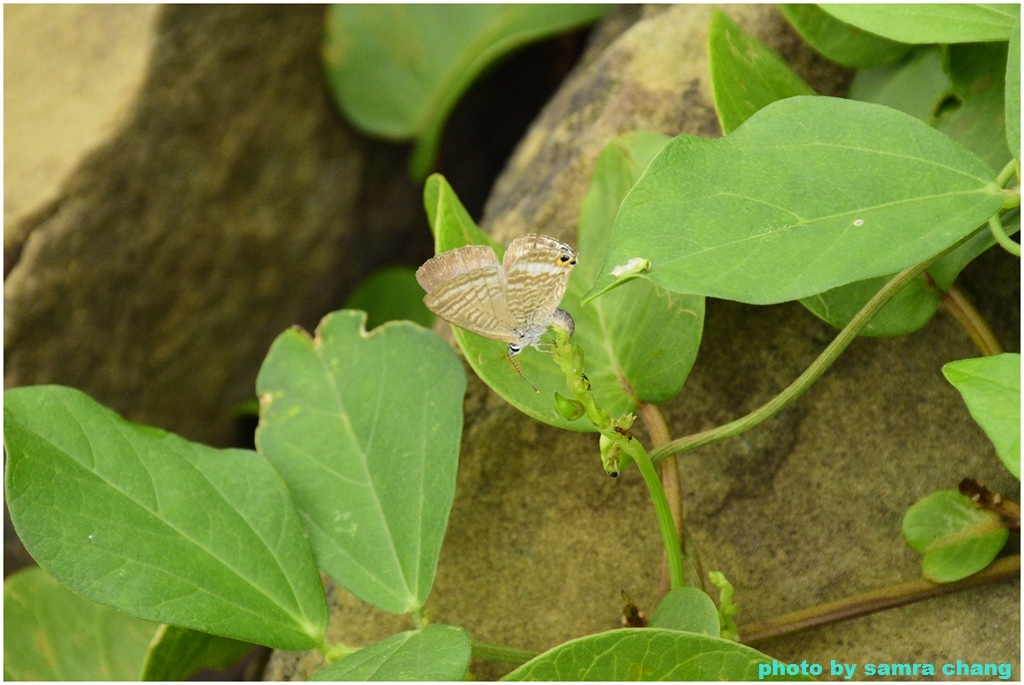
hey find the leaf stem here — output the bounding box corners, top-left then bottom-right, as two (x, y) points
(997, 158), (1020, 189)
(738, 555), (1019, 644)
(940, 285), (1003, 356)
(470, 640), (539, 665)
(650, 240), (968, 464)
(549, 328), (685, 590)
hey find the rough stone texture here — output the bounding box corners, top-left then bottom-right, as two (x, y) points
(267, 4), (1018, 681)
(4, 6), (423, 447)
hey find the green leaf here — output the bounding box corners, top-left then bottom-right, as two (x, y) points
(324, 5), (609, 178)
(1007, 15), (1021, 159)
(648, 587), (720, 636)
(849, 46), (951, 123)
(423, 174), (590, 431)
(801, 212), (1018, 337)
(779, 4), (913, 68)
(903, 490), (1009, 582)
(708, 9), (815, 134)
(310, 624), (471, 681)
(140, 626), (253, 681)
(501, 628), (810, 681)
(937, 42), (1012, 173)
(571, 132), (705, 409)
(255, 311), (466, 614)
(943, 353), (1021, 478)
(820, 4), (1020, 44)
(4, 566), (156, 680)
(344, 266), (434, 330)
(585, 96), (1004, 306)
(3, 385), (328, 650)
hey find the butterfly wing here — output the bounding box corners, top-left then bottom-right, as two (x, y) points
(417, 245), (518, 343)
(502, 234), (577, 329)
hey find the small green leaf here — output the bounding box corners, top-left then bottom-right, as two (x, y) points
(943, 353), (1021, 478)
(256, 311), (466, 614)
(903, 490), (1009, 582)
(709, 9), (815, 134)
(586, 97), (1004, 306)
(820, 4), (1020, 44)
(1007, 15), (1021, 159)
(141, 626), (253, 681)
(324, 5), (609, 178)
(310, 624), (471, 681)
(4, 566), (156, 680)
(345, 266), (434, 330)
(649, 587), (720, 636)
(501, 628), (810, 681)
(3, 385), (328, 650)
(779, 4), (913, 68)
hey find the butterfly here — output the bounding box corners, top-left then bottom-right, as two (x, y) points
(415, 234), (578, 358)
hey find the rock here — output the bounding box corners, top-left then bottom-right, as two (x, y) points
(4, 6), (423, 447)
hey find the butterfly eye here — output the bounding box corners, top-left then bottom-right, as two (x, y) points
(559, 255), (571, 263)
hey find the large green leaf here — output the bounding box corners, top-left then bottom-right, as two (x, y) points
(903, 490), (1009, 582)
(848, 46), (951, 123)
(709, 8), (815, 134)
(256, 311), (466, 614)
(585, 96), (1004, 306)
(310, 624), (471, 681)
(938, 42), (1012, 172)
(140, 626), (253, 681)
(3, 385), (328, 650)
(820, 4), (1020, 44)
(502, 628), (809, 680)
(4, 566), (156, 680)
(324, 5), (609, 178)
(943, 353), (1021, 478)
(780, 4), (913, 68)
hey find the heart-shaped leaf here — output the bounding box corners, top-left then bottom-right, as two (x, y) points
(256, 311), (466, 614)
(310, 624), (471, 681)
(585, 97), (1004, 306)
(4, 385), (328, 650)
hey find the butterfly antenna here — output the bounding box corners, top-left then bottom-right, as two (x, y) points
(506, 351), (540, 393)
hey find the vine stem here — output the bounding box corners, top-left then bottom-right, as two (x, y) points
(739, 555), (1020, 644)
(471, 640), (539, 665)
(650, 232), (976, 464)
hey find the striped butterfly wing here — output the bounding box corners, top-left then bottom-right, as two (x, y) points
(416, 245), (519, 343)
(502, 234), (577, 329)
